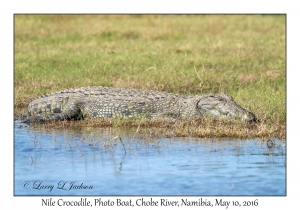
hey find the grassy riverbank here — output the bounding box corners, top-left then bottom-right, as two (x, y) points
(14, 15), (286, 139)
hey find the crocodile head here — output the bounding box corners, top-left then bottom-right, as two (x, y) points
(196, 93), (257, 122)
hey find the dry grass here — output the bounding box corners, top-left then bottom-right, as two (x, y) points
(27, 118), (285, 140)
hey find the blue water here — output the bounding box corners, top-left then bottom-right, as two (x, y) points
(14, 121), (286, 196)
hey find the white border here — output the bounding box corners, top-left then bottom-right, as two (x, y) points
(3, 0), (297, 209)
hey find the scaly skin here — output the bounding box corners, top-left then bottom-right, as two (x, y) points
(24, 86), (257, 123)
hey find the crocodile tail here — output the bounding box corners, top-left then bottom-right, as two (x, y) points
(23, 102), (82, 123)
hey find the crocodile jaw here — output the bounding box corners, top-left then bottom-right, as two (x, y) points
(199, 108), (256, 122)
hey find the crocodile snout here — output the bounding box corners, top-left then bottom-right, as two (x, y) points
(242, 112), (257, 123)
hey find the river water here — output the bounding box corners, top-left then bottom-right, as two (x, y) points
(14, 120), (286, 196)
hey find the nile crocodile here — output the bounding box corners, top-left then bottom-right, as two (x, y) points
(24, 86), (257, 123)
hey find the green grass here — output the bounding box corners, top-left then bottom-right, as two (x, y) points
(14, 14), (286, 131)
